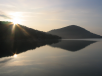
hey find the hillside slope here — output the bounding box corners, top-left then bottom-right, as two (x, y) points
(48, 25), (102, 39)
(0, 21), (61, 41)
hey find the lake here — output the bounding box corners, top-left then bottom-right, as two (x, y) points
(0, 39), (102, 76)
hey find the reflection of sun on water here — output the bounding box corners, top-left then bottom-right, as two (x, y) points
(14, 54), (17, 57)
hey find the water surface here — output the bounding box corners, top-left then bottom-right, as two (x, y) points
(0, 39), (102, 76)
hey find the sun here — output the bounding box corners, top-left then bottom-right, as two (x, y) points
(12, 18), (20, 25)
(8, 12), (22, 25)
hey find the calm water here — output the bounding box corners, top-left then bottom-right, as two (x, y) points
(0, 39), (102, 76)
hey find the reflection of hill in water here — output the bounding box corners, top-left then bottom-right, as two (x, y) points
(50, 40), (96, 51)
(0, 39), (60, 58)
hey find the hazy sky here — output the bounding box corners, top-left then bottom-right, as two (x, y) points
(0, 0), (102, 35)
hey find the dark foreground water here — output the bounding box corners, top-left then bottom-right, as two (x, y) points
(0, 39), (102, 76)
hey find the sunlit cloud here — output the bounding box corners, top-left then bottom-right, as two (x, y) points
(0, 15), (11, 19)
(0, 4), (15, 7)
(0, 11), (11, 19)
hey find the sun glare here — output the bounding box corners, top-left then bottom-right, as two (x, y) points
(12, 18), (20, 25)
(8, 12), (22, 25)
(14, 54), (17, 57)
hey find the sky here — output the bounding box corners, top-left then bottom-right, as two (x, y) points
(0, 0), (102, 35)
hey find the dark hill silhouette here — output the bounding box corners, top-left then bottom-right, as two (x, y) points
(0, 21), (61, 41)
(48, 25), (102, 39)
(50, 40), (96, 51)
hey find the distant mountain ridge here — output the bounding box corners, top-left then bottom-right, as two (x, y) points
(48, 25), (102, 39)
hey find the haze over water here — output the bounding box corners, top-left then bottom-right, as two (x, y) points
(0, 39), (102, 76)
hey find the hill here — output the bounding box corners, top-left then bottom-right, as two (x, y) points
(48, 25), (102, 39)
(0, 21), (61, 41)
